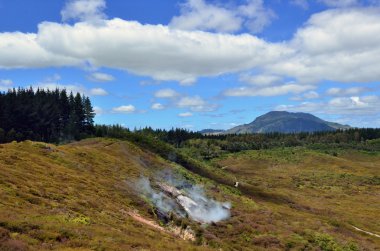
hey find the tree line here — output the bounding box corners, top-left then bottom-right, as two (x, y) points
(1, 87), (380, 153)
(93, 125), (380, 160)
(0, 87), (95, 143)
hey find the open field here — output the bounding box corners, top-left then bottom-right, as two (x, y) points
(0, 138), (379, 250)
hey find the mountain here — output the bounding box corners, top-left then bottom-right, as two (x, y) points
(226, 111), (350, 134)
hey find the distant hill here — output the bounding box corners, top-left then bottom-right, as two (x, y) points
(226, 111), (350, 134)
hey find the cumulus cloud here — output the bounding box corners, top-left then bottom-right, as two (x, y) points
(326, 87), (371, 96)
(112, 105), (136, 113)
(170, 0), (241, 33)
(170, 0), (275, 34)
(153, 89), (219, 113)
(303, 91), (320, 99)
(177, 95), (218, 112)
(154, 88), (180, 99)
(0, 6), (379, 91)
(151, 103), (165, 110)
(224, 83), (315, 97)
(88, 72), (115, 82)
(276, 95), (380, 115)
(239, 73), (282, 86)
(89, 87), (108, 96)
(291, 91), (320, 101)
(238, 0), (277, 33)
(35, 19), (286, 83)
(178, 112), (193, 117)
(61, 0), (107, 22)
(0, 79), (13, 85)
(269, 8), (380, 84)
(0, 32), (80, 69)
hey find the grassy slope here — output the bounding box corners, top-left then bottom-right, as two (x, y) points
(0, 139), (212, 250)
(0, 139), (379, 250)
(211, 147), (380, 250)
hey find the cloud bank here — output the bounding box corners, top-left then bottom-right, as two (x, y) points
(0, 4), (379, 97)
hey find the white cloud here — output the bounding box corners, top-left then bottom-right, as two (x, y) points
(177, 96), (205, 107)
(153, 89), (219, 113)
(89, 87), (108, 96)
(0, 32), (80, 69)
(239, 73), (282, 86)
(270, 8), (380, 84)
(178, 112), (193, 117)
(326, 87), (370, 96)
(179, 77), (197, 86)
(177, 95), (218, 112)
(237, 0), (277, 33)
(224, 83), (315, 97)
(319, 0), (360, 7)
(0, 7), (379, 92)
(170, 0), (275, 34)
(0, 79), (13, 85)
(154, 88), (180, 98)
(292, 90), (320, 100)
(61, 0), (106, 22)
(35, 19), (286, 83)
(88, 72), (115, 82)
(112, 105), (136, 113)
(170, 0), (241, 33)
(276, 95), (380, 115)
(151, 103), (165, 110)
(303, 91), (320, 99)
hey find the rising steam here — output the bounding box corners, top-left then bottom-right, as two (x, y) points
(130, 172), (231, 223)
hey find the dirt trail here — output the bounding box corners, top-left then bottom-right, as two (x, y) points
(127, 211), (166, 232)
(352, 226), (380, 238)
(124, 210), (196, 241)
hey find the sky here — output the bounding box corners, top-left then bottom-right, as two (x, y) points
(0, 0), (380, 130)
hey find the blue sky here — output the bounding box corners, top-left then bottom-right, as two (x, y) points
(1, 0), (380, 130)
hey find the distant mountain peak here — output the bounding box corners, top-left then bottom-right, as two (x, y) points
(225, 111), (350, 134)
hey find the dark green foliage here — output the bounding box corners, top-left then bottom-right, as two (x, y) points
(0, 87), (95, 143)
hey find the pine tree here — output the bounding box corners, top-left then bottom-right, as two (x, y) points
(0, 87), (95, 143)
(83, 97), (95, 134)
(0, 128), (5, 143)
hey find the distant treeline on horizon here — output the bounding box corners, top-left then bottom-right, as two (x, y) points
(1, 88), (380, 150)
(95, 125), (380, 151)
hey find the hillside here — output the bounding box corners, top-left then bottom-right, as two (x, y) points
(226, 111), (350, 134)
(1, 138), (379, 250)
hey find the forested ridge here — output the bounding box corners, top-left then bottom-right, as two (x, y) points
(0, 87), (95, 143)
